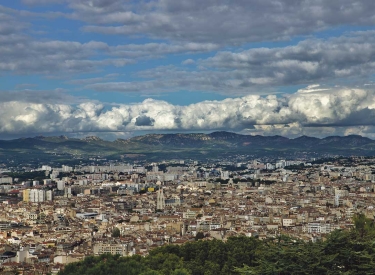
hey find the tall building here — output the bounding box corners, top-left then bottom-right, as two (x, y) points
(23, 189), (30, 202)
(23, 189), (46, 202)
(156, 188), (165, 210)
(57, 181), (65, 191)
(46, 190), (53, 201)
(220, 170), (229, 180)
(65, 187), (72, 198)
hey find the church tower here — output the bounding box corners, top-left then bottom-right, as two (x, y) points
(156, 187), (165, 210)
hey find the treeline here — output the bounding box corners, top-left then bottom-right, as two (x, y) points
(59, 214), (375, 275)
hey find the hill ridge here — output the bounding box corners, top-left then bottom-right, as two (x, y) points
(0, 131), (374, 163)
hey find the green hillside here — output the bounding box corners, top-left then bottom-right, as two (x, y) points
(1, 132), (375, 163)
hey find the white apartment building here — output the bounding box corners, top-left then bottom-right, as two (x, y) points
(0, 176), (12, 184)
(93, 242), (132, 256)
(57, 181), (65, 190)
(307, 222), (332, 234)
(30, 189), (45, 202)
(282, 218), (295, 227)
(46, 190), (53, 201)
(23, 189), (47, 203)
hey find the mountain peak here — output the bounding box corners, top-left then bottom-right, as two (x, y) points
(209, 131), (241, 139)
(82, 136), (103, 142)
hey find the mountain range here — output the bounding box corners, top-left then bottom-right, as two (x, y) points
(0, 131), (374, 164)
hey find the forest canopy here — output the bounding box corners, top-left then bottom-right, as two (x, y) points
(59, 214), (375, 275)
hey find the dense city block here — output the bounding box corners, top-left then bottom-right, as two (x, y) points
(0, 156), (375, 274)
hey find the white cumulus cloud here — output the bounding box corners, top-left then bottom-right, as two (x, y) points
(1, 86), (375, 138)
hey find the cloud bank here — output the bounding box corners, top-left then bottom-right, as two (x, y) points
(2, 86), (375, 138)
(70, 0), (375, 44)
(3, 3), (375, 96)
(85, 31), (375, 95)
(2, 1), (375, 140)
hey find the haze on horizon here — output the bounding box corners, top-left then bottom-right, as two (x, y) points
(2, 0), (375, 140)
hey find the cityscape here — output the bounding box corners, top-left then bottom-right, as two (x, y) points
(0, 153), (374, 273)
(2, 0), (375, 274)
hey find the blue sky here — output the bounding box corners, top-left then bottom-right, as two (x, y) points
(2, 0), (375, 139)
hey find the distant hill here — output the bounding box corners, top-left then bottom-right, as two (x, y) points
(0, 131), (375, 164)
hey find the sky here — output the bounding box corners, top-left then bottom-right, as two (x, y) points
(2, 0), (375, 139)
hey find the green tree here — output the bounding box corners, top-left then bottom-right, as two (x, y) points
(195, 232), (205, 241)
(353, 213), (375, 238)
(143, 253), (185, 275)
(171, 269), (190, 275)
(111, 227), (121, 238)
